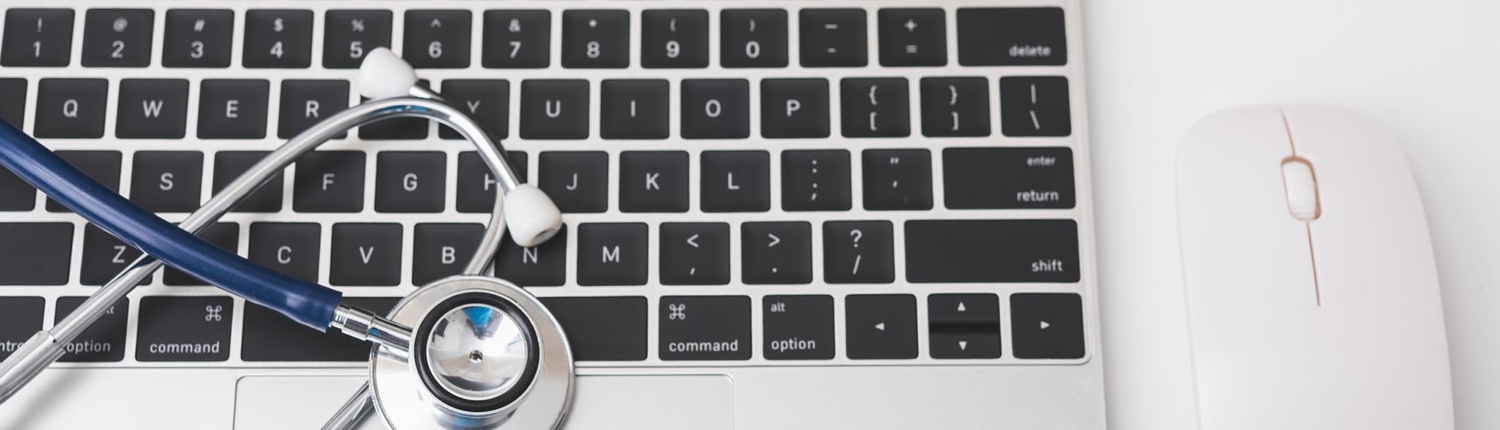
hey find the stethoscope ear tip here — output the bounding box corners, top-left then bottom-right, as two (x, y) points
(503, 185), (564, 248)
(358, 47), (419, 100)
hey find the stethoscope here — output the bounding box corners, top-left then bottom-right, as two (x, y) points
(0, 48), (575, 430)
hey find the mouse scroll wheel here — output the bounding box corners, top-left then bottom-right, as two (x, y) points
(1280, 158), (1321, 222)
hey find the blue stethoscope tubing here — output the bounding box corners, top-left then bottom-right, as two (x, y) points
(0, 119), (341, 330)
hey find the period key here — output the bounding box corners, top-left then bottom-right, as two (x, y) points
(136, 296), (234, 362)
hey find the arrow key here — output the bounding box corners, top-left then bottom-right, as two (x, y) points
(928, 294), (1001, 359)
(660, 222), (729, 285)
(846, 294), (917, 359)
(1011, 293), (1085, 359)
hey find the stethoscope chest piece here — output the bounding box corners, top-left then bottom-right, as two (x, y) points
(370, 276), (574, 429)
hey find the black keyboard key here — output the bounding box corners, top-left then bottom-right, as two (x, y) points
(323, 10), (392, 69)
(163, 9), (234, 68)
(781, 150), (851, 212)
(905, 220), (1080, 283)
(482, 10), (550, 69)
(577, 223), (649, 286)
(619, 151), (688, 213)
(81, 9), (154, 67)
(0, 297), (45, 361)
(0, 164), (35, 212)
(841, 78), (910, 138)
(293, 151), (365, 213)
(1011, 293), (1085, 359)
(945, 147), (1075, 209)
(862, 149), (932, 211)
(878, 8), (947, 67)
(439, 79), (509, 140)
(0, 78), (26, 128)
(46, 151), (121, 213)
(641, 10), (709, 69)
(412, 223), (481, 286)
(701, 151), (769, 213)
(116, 79), (189, 139)
(244, 10), (314, 68)
(800, 9), (866, 67)
(958, 8), (1067, 66)
(823, 221), (895, 284)
(742, 222), (812, 285)
(540, 297), (646, 361)
(243, 297), (397, 362)
(659, 222), (730, 286)
(601, 79), (670, 140)
(561, 10), (629, 69)
(0, 223), (72, 285)
(538, 151), (608, 213)
(198, 79), (270, 139)
(1000, 76), (1072, 137)
(680, 79), (750, 139)
(358, 79), (431, 140)
(404, 10), (471, 69)
(248, 223), (320, 283)
(81, 223), (146, 286)
(55, 297), (128, 362)
(34, 78), (108, 138)
(130, 151), (204, 213)
(212, 151), (282, 212)
(660, 296), (751, 361)
(760, 78), (829, 139)
(374, 152), (445, 213)
(920, 77), (990, 137)
(494, 224), (567, 287)
(136, 296), (234, 362)
(330, 223), (402, 287)
(2, 9), (73, 67)
(721, 10), (787, 68)
(845, 294), (917, 360)
(278, 80), (350, 139)
(456, 151), (527, 214)
(164, 223), (238, 286)
(520, 79), (589, 140)
(764, 295), (835, 360)
(928, 294), (1002, 359)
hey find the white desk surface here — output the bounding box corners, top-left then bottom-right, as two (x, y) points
(1086, 1), (1499, 429)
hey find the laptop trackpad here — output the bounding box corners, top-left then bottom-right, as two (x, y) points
(234, 375), (733, 429)
(565, 375), (735, 429)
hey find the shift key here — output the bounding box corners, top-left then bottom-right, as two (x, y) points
(905, 220), (1079, 283)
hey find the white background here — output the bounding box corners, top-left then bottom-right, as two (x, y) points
(1086, 1), (1499, 429)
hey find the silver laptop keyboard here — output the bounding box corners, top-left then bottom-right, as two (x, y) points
(0, 0), (1096, 370)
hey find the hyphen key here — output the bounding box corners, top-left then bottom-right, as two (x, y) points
(904, 220), (1079, 283)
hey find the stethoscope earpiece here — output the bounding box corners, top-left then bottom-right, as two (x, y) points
(503, 184), (564, 248)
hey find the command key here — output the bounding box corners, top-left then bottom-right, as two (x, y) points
(660, 296), (751, 361)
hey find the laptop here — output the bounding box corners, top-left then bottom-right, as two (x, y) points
(0, 0), (1103, 428)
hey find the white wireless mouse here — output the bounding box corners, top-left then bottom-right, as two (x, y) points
(1175, 105), (1453, 430)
